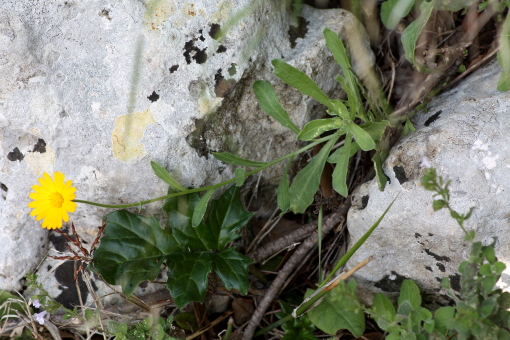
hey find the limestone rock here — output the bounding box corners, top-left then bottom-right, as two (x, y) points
(0, 0), (375, 308)
(346, 60), (510, 304)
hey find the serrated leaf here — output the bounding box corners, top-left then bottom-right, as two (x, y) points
(212, 247), (252, 293)
(372, 151), (388, 191)
(346, 123), (375, 151)
(192, 189), (215, 227)
(307, 284), (365, 337)
(297, 118), (342, 141)
(277, 160), (292, 212)
(92, 210), (180, 296)
(208, 185), (254, 250)
(272, 59), (333, 111)
(401, 0), (436, 64)
(332, 132), (352, 197)
(212, 152), (268, 167)
(289, 135), (339, 213)
(151, 161), (186, 191)
(253, 80), (300, 134)
(381, 0), (414, 29)
(398, 279), (422, 311)
(166, 252), (212, 308)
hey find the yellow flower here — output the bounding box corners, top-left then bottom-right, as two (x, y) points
(28, 172), (77, 229)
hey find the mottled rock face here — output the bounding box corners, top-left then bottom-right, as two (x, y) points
(346, 60), (510, 304)
(0, 0), (374, 303)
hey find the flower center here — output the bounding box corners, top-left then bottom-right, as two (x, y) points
(49, 192), (64, 208)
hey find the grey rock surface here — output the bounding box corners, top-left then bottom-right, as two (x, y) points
(0, 0), (375, 307)
(346, 60), (510, 304)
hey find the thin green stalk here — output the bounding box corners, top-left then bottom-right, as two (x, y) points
(74, 134), (338, 209)
(318, 204), (323, 285)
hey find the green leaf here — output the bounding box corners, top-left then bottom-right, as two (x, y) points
(373, 293), (396, 325)
(272, 59), (333, 111)
(297, 118), (342, 141)
(398, 279), (422, 311)
(92, 210), (180, 296)
(401, 0), (436, 64)
(175, 312), (199, 332)
(346, 123), (375, 151)
(434, 306), (455, 334)
(372, 151), (388, 191)
(397, 300), (415, 316)
(403, 117), (416, 136)
(307, 283), (365, 337)
(332, 132), (352, 197)
(335, 77), (358, 118)
(235, 168), (246, 187)
(277, 160), (292, 212)
(277, 302), (317, 340)
(328, 141), (359, 163)
(212, 248), (252, 293)
(212, 152), (268, 167)
(288, 135), (339, 213)
(208, 185), (254, 250)
(253, 80), (301, 134)
(498, 13), (510, 91)
(360, 121), (389, 142)
(381, 0), (414, 29)
(151, 161), (186, 191)
(192, 189), (215, 227)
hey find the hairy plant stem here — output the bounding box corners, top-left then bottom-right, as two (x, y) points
(74, 134), (338, 209)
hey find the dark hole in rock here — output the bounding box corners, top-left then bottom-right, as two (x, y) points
(33, 139), (46, 153)
(449, 273), (461, 291)
(54, 261), (90, 309)
(7, 147), (24, 161)
(393, 165), (408, 184)
(415, 233), (422, 238)
(360, 195), (369, 209)
(436, 262), (446, 272)
(183, 39), (207, 64)
(147, 91), (160, 102)
(50, 230), (69, 252)
(217, 45), (227, 53)
(0, 183), (7, 192)
(169, 65), (179, 73)
(425, 110), (442, 126)
(424, 249), (451, 262)
(209, 23), (221, 40)
(425, 266), (433, 272)
(375, 270), (407, 292)
(288, 16), (309, 48)
(214, 69), (235, 97)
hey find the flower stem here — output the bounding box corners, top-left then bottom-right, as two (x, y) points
(74, 134), (337, 209)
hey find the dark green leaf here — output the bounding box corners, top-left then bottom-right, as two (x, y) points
(272, 59), (333, 111)
(208, 185), (254, 250)
(253, 80), (301, 133)
(307, 284), (365, 337)
(328, 141), (359, 163)
(434, 306), (455, 334)
(381, 0), (414, 29)
(92, 210), (180, 296)
(212, 152), (268, 167)
(335, 77), (358, 118)
(212, 248), (252, 294)
(175, 312), (199, 332)
(398, 279), (422, 311)
(151, 161), (186, 191)
(278, 160), (292, 212)
(433, 200), (447, 211)
(192, 189), (215, 228)
(288, 135), (339, 213)
(360, 121), (389, 141)
(346, 123), (375, 151)
(401, 0), (436, 64)
(297, 118), (342, 141)
(332, 132), (352, 197)
(403, 118), (416, 136)
(277, 302), (318, 340)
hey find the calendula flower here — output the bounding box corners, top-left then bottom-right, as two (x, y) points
(28, 172), (77, 229)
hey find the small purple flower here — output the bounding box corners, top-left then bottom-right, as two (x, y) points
(420, 156), (431, 168)
(32, 299), (41, 308)
(34, 311), (47, 325)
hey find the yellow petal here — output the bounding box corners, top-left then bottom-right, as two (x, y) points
(32, 184), (52, 196)
(53, 172), (65, 193)
(62, 200), (77, 213)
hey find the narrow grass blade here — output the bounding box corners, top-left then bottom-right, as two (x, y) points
(213, 152), (268, 167)
(151, 161), (186, 191)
